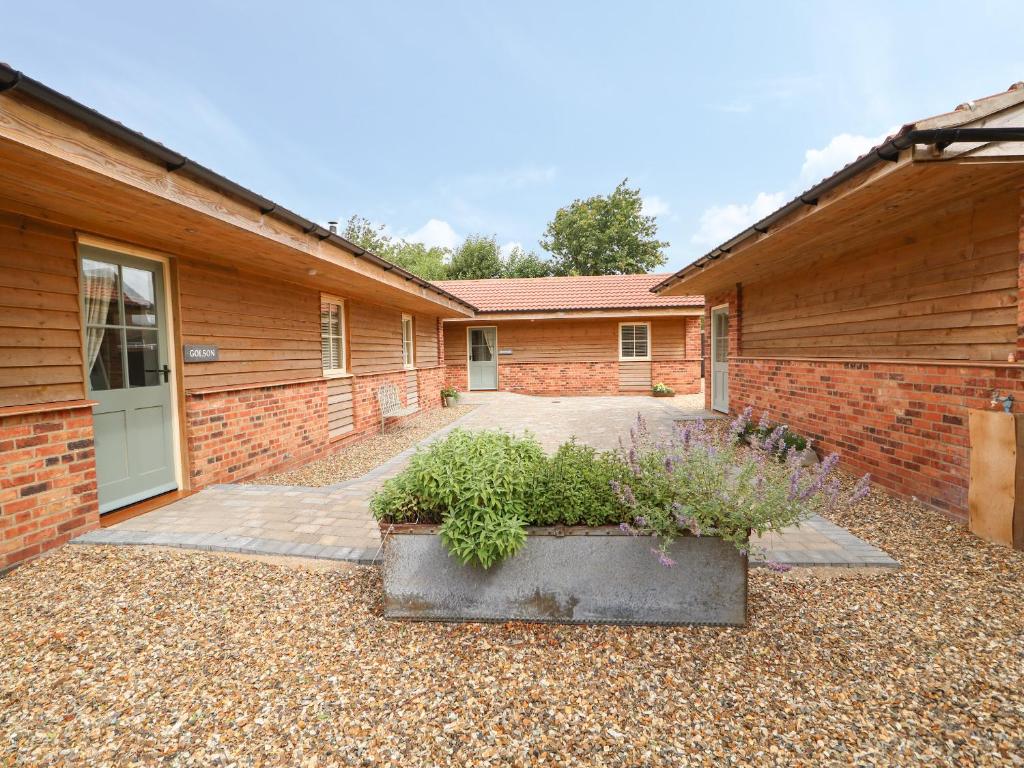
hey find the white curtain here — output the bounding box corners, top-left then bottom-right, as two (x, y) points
(83, 267), (115, 372)
(484, 330), (495, 358)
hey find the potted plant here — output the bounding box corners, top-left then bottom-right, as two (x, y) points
(372, 409), (869, 626)
(652, 382), (675, 398)
(441, 387), (459, 407)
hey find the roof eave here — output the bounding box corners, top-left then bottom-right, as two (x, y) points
(0, 63), (477, 315)
(652, 121), (1024, 295)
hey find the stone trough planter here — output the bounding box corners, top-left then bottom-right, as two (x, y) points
(381, 525), (748, 626)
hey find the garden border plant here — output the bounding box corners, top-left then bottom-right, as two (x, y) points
(372, 407), (870, 570)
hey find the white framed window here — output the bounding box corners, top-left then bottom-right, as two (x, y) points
(402, 314), (415, 368)
(320, 295), (346, 375)
(619, 322), (651, 361)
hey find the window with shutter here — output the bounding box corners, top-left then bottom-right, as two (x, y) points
(619, 323), (651, 361)
(320, 296), (346, 375)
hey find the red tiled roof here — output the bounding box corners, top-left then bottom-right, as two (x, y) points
(434, 274), (702, 313)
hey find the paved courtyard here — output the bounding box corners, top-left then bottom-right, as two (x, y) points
(74, 392), (898, 568)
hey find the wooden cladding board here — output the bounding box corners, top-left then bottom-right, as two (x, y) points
(0, 212), (86, 406)
(406, 370), (419, 409)
(740, 188), (1020, 362)
(349, 301), (404, 375)
(415, 315), (439, 367)
(177, 259), (322, 390)
(618, 361), (652, 390)
(179, 264), (443, 388)
(326, 377), (354, 439)
(444, 317), (690, 363)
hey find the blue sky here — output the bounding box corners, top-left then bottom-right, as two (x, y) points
(4, 1), (1024, 271)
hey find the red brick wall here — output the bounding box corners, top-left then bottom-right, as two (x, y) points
(446, 363), (468, 392)
(185, 379), (330, 487)
(701, 283), (1024, 517)
(652, 360), (702, 393)
(0, 405), (99, 570)
(727, 357), (1021, 516)
(445, 359), (701, 396)
(417, 366), (445, 411)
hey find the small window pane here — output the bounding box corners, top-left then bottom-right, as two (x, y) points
(122, 266), (157, 327)
(82, 259), (122, 326)
(126, 329), (161, 387)
(89, 327), (125, 391)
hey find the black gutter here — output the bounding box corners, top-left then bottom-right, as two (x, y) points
(0, 64), (478, 313)
(652, 125), (1024, 293)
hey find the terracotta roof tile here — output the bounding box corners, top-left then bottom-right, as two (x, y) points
(434, 274), (702, 313)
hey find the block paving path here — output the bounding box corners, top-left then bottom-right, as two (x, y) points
(74, 392), (898, 569)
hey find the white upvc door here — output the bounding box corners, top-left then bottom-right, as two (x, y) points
(467, 327), (498, 390)
(710, 306), (729, 413)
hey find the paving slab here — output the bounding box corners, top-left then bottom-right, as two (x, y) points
(72, 392), (897, 570)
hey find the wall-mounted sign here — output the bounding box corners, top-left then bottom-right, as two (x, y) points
(183, 344), (220, 362)
(498, 349), (513, 355)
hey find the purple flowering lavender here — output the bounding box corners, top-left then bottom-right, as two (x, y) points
(729, 406), (753, 441)
(651, 548), (677, 568)
(851, 474), (872, 503)
(765, 560), (792, 573)
(663, 455), (676, 474)
(619, 522), (635, 535)
(628, 446), (641, 475)
(757, 411), (770, 432)
(761, 424), (788, 454)
(787, 466), (803, 501)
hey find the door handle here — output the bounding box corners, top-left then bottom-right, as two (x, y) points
(145, 364), (172, 383)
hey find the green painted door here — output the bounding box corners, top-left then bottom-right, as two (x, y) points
(468, 327), (498, 390)
(81, 246), (177, 513)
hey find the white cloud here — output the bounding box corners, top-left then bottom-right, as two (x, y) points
(689, 129), (894, 250)
(641, 195), (671, 218)
(404, 218), (461, 250)
(499, 241), (524, 259)
(690, 191), (787, 247)
(799, 131), (892, 185)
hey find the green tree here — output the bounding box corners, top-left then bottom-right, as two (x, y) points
(447, 235), (503, 280)
(391, 241), (450, 281)
(343, 215), (450, 280)
(501, 246), (553, 278)
(540, 179), (668, 275)
(342, 215), (396, 259)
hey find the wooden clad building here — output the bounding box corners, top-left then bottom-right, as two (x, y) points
(0, 66), (474, 570)
(436, 275), (703, 395)
(655, 82), (1024, 517)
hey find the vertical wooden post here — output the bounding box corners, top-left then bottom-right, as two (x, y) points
(968, 409), (1024, 549)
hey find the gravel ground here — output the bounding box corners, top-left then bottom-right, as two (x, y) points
(2, 484), (1023, 766)
(246, 405), (475, 487)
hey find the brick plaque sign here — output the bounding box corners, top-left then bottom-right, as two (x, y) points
(183, 344), (220, 362)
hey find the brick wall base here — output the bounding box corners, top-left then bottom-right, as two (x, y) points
(185, 379), (331, 487)
(445, 360), (701, 396)
(721, 357), (1023, 517)
(1, 405), (99, 571)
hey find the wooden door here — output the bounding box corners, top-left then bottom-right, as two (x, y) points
(711, 306), (729, 413)
(81, 246), (177, 512)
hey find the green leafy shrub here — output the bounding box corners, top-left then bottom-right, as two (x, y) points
(440, 387), (459, 399)
(371, 429), (545, 568)
(525, 440), (627, 527)
(652, 382), (674, 395)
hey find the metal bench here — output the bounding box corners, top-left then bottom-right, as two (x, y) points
(376, 383), (417, 432)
